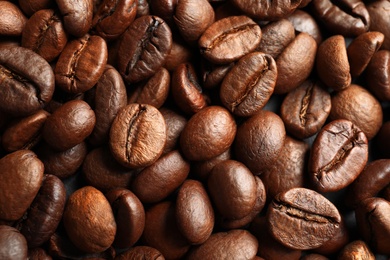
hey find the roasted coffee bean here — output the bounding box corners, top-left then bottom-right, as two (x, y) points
(220, 52), (277, 117)
(21, 9), (68, 62)
(330, 84), (383, 140)
(127, 67), (170, 109)
(235, 110), (286, 175)
(88, 65), (127, 147)
(316, 35), (351, 91)
(131, 150), (190, 203)
(201, 60), (233, 89)
(173, 0), (215, 43)
(106, 188), (145, 249)
(0, 46), (55, 117)
(164, 35), (193, 71)
(337, 240), (375, 260)
(160, 107), (187, 155)
(55, 34), (108, 94)
(367, 0), (390, 50)
(117, 15), (172, 83)
(180, 106), (236, 161)
(17, 174), (66, 248)
(347, 31), (384, 77)
(281, 80), (331, 139)
(63, 186), (116, 253)
(149, 0), (177, 27)
(171, 62), (208, 115)
(186, 229), (258, 260)
(176, 179), (214, 244)
(311, 0), (370, 36)
(191, 148), (231, 180)
(0, 1), (27, 37)
(43, 100), (96, 151)
(365, 50), (390, 101)
(199, 15), (261, 64)
(19, 0), (54, 17)
(309, 119), (368, 193)
(56, 0), (94, 37)
(0, 150), (44, 221)
(92, 0), (137, 40)
(346, 159), (390, 208)
(355, 197), (390, 255)
(230, 0), (302, 20)
(136, 0), (150, 17)
(115, 246), (165, 260)
(109, 103), (166, 169)
(286, 9), (322, 45)
(267, 187), (341, 250)
(2, 109), (49, 152)
(0, 225), (28, 260)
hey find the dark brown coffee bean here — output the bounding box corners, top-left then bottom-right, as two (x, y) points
(180, 106), (236, 161)
(176, 179), (214, 244)
(136, 0), (150, 17)
(330, 84), (383, 140)
(171, 62), (208, 115)
(366, 50), (390, 101)
(0, 225), (28, 260)
(337, 240), (375, 260)
(201, 60), (233, 89)
(63, 186), (116, 253)
(280, 80), (331, 139)
(109, 103), (166, 169)
(311, 0), (370, 36)
(367, 0), (390, 50)
(199, 15), (261, 64)
(0, 150), (44, 221)
(118, 15), (172, 83)
(149, 0), (177, 28)
(115, 246), (165, 260)
(131, 150), (190, 203)
(55, 34), (108, 94)
(347, 31), (384, 77)
(92, 0), (137, 40)
(0, 1), (27, 37)
(267, 187), (341, 250)
(82, 147), (134, 192)
(220, 52), (277, 117)
(19, 0), (53, 17)
(43, 100), (96, 151)
(28, 247), (52, 260)
(346, 159), (390, 208)
(355, 197), (390, 255)
(174, 0), (215, 43)
(128, 67), (170, 109)
(316, 35), (351, 91)
(164, 35), (193, 71)
(230, 0), (302, 20)
(235, 110), (286, 175)
(17, 174), (66, 248)
(106, 188), (145, 249)
(0, 46), (55, 117)
(160, 107), (187, 155)
(309, 119), (368, 193)
(2, 109), (49, 152)
(56, 0), (93, 37)
(286, 9), (323, 45)
(142, 201), (190, 260)
(186, 229), (258, 260)
(192, 148), (231, 180)
(21, 9), (68, 62)
(88, 65), (127, 147)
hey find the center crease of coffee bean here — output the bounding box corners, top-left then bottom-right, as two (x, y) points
(186, 64), (202, 92)
(96, 0), (120, 24)
(34, 14), (58, 53)
(125, 105), (146, 162)
(299, 84), (313, 125)
(67, 36), (89, 92)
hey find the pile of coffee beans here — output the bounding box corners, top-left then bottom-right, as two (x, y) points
(0, 0), (389, 259)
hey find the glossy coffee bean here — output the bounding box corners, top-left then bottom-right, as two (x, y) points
(149, 0), (177, 27)
(115, 246), (165, 260)
(131, 150), (190, 203)
(0, 225), (28, 260)
(55, 34), (108, 94)
(286, 9), (322, 45)
(199, 15), (261, 64)
(0, 1), (27, 37)
(0, 46), (55, 117)
(0, 150), (44, 221)
(281, 80), (331, 139)
(267, 188), (341, 250)
(367, 0), (390, 50)
(192, 148), (231, 181)
(19, 0), (53, 16)
(109, 103), (166, 169)
(118, 15), (172, 83)
(330, 84), (383, 140)
(220, 52), (277, 117)
(21, 9), (68, 62)
(160, 107), (187, 155)
(136, 0), (150, 17)
(366, 50), (390, 101)
(176, 179), (214, 244)
(235, 110), (286, 175)
(106, 188), (145, 249)
(43, 100), (96, 151)
(180, 106), (236, 161)
(56, 0), (93, 37)
(63, 186), (116, 253)
(309, 119), (368, 193)
(337, 240), (375, 260)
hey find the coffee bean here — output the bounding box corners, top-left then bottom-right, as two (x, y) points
(0, 1), (27, 37)
(286, 9), (323, 45)
(115, 246), (164, 260)
(0, 225), (28, 260)
(56, 0), (93, 37)
(192, 148), (231, 181)
(367, 0), (390, 50)
(19, 0), (54, 16)
(337, 240), (375, 260)
(160, 107), (187, 155)
(267, 187), (341, 250)
(365, 50), (390, 101)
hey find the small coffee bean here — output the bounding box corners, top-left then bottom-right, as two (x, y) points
(286, 9), (322, 45)
(56, 0), (93, 37)
(337, 240), (375, 260)
(0, 225), (28, 260)
(0, 1), (27, 37)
